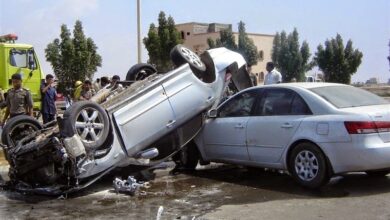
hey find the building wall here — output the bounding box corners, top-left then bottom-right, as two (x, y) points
(176, 22), (274, 83)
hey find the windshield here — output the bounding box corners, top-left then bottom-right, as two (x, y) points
(310, 86), (388, 108)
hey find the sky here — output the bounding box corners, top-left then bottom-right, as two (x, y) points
(1, 0), (389, 83)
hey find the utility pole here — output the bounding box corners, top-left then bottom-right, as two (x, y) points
(137, 0), (142, 63)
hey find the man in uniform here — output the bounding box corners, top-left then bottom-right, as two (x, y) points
(0, 73), (33, 126)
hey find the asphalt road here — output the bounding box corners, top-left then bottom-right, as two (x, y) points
(1, 162), (390, 220)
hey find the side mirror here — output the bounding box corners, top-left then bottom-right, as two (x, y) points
(207, 109), (218, 118)
(28, 55), (36, 70)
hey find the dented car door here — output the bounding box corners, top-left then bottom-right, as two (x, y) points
(112, 85), (175, 153)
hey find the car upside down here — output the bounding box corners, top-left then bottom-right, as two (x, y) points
(0, 45), (252, 195)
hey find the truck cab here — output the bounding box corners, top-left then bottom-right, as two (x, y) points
(0, 34), (44, 112)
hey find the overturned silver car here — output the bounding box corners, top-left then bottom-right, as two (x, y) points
(0, 45), (252, 195)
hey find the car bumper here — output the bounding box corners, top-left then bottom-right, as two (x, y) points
(321, 133), (390, 174)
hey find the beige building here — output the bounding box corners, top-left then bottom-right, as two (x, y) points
(176, 22), (275, 82)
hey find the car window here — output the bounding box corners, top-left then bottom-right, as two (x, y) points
(309, 86), (388, 108)
(219, 90), (258, 117)
(291, 94), (312, 115)
(256, 89), (293, 116)
(10, 49), (28, 68)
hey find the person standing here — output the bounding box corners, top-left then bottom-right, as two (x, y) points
(264, 62), (282, 85)
(109, 75), (123, 90)
(0, 73), (33, 126)
(100, 76), (110, 88)
(41, 74), (57, 124)
(73, 80), (83, 101)
(79, 80), (96, 100)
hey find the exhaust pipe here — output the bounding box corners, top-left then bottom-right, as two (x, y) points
(135, 148), (159, 159)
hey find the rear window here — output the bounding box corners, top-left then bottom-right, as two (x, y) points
(310, 86), (388, 108)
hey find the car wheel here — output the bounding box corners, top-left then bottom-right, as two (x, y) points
(173, 141), (199, 170)
(170, 44), (206, 74)
(1, 115), (42, 148)
(126, 63), (157, 81)
(63, 101), (110, 150)
(366, 170), (390, 177)
(289, 142), (330, 188)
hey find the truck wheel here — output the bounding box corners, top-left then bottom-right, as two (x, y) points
(126, 63), (157, 81)
(63, 101), (110, 150)
(1, 115), (42, 147)
(170, 44), (206, 74)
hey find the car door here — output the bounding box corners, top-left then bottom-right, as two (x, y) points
(113, 85), (176, 152)
(246, 88), (312, 163)
(202, 89), (260, 161)
(161, 70), (212, 125)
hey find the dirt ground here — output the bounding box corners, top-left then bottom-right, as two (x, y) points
(1, 159), (390, 220)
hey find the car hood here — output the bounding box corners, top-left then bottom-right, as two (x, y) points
(206, 47), (253, 91)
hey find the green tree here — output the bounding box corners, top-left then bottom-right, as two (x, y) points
(314, 34), (363, 84)
(208, 21), (259, 66)
(237, 21), (259, 66)
(143, 11), (182, 71)
(207, 29), (237, 50)
(45, 20), (101, 92)
(271, 28), (313, 82)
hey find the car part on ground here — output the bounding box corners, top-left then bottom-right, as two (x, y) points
(113, 176), (149, 195)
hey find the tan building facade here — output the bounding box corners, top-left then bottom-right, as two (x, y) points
(176, 22), (275, 82)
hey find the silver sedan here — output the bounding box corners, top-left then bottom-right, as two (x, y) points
(181, 83), (390, 188)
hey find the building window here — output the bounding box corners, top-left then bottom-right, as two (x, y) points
(259, 50), (264, 61)
(187, 32), (191, 36)
(181, 31), (185, 40)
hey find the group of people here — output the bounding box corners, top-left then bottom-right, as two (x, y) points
(73, 75), (122, 101)
(0, 73), (123, 127)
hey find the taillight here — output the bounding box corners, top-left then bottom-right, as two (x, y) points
(344, 121), (390, 134)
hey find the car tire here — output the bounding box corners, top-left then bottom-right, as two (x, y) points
(170, 44), (206, 74)
(126, 63), (157, 81)
(62, 101), (110, 150)
(173, 141), (199, 170)
(289, 142), (330, 189)
(366, 170), (390, 177)
(1, 115), (42, 148)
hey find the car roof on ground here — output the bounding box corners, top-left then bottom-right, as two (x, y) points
(256, 82), (349, 90)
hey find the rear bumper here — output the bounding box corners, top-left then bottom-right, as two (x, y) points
(321, 134), (390, 174)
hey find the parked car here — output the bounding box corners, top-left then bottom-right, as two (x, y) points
(177, 83), (390, 188)
(0, 45), (252, 194)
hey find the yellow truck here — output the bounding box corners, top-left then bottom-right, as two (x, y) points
(0, 34), (44, 113)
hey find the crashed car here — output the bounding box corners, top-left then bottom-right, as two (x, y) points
(0, 45), (252, 194)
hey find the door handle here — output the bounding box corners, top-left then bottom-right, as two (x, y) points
(234, 124), (244, 129)
(281, 123), (293, 128)
(166, 120), (176, 128)
(206, 96), (214, 103)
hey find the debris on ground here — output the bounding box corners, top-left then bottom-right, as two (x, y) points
(156, 206), (164, 220)
(112, 176), (149, 196)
